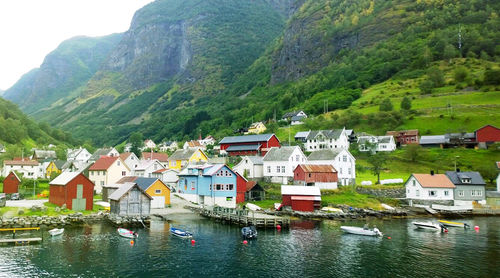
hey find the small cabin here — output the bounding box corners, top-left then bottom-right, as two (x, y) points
(281, 185), (321, 212)
(49, 172), (94, 211)
(109, 182), (152, 216)
(245, 181), (265, 201)
(3, 171), (21, 194)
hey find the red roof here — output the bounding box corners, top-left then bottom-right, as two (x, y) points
(116, 176), (139, 184)
(153, 169), (168, 173)
(412, 174), (455, 188)
(120, 152), (134, 161)
(245, 181), (257, 192)
(141, 152), (169, 161)
(4, 160), (39, 166)
(296, 164), (336, 173)
(89, 156), (119, 171)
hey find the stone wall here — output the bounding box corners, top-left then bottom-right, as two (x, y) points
(355, 187), (406, 198)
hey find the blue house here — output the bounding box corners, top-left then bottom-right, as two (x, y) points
(177, 164), (237, 208)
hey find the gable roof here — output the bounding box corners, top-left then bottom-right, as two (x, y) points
(135, 159), (163, 171)
(219, 134), (276, 144)
(412, 174), (455, 188)
(475, 124), (500, 132)
(243, 156), (264, 165)
(4, 160), (39, 166)
(50, 172), (83, 185)
(307, 149), (343, 161)
(306, 130), (343, 140)
(120, 152), (135, 161)
(295, 164), (336, 173)
(445, 171), (486, 186)
(204, 164), (235, 176)
(294, 131), (310, 139)
(185, 140), (202, 148)
(169, 148), (200, 161)
(89, 156), (119, 171)
(109, 182), (152, 201)
(263, 146), (301, 161)
(53, 160), (66, 169)
(116, 176), (139, 184)
(281, 185), (321, 196)
(7, 171), (21, 182)
(419, 135), (448, 145)
(135, 177), (163, 191)
(33, 149), (57, 159)
(90, 148), (115, 161)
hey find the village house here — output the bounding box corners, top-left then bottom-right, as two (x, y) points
(357, 135), (396, 152)
(293, 164), (338, 190)
(236, 172), (248, 204)
(0, 144), (5, 153)
(143, 139), (157, 150)
(280, 185), (321, 212)
(445, 132), (476, 148)
(158, 141), (178, 152)
(61, 160), (91, 173)
(2, 171), (21, 194)
(135, 177), (171, 208)
(32, 149), (57, 161)
(345, 129), (357, 143)
(405, 172), (456, 206)
(183, 140), (206, 150)
(475, 124), (500, 149)
(307, 148), (356, 186)
(2, 159), (41, 179)
(49, 172), (94, 211)
(120, 152), (140, 171)
(386, 130), (419, 146)
(66, 147), (91, 162)
(244, 181), (265, 202)
(199, 135), (216, 146)
(294, 131), (310, 143)
(445, 171), (486, 205)
(88, 156), (131, 193)
(133, 159), (165, 177)
(45, 160), (65, 179)
(109, 182), (152, 216)
(419, 135), (448, 148)
(102, 176), (139, 202)
(177, 164), (237, 208)
(245, 121), (267, 134)
(233, 156), (264, 179)
(151, 169), (179, 191)
(305, 128), (350, 151)
(168, 148), (208, 171)
(89, 147), (119, 163)
(141, 152), (169, 168)
(263, 146), (307, 184)
(219, 134), (280, 157)
(281, 111), (307, 122)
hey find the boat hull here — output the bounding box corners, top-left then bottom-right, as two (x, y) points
(49, 228), (64, 236)
(118, 228), (138, 239)
(170, 228), (193, 239)
(438, 220), (468, 228)
(340, 226), (382, 237)
(241, 226), (258, 239)
(412, 222), (440, 230)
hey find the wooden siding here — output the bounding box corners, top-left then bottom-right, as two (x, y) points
(112, 187), (151, 216)
(236, 173), (246, 204)
(476, 125), (500, 143)
(145, 180), (171, 205)
(49, 173), (94, 210)
(294, 166), (338, 183)
(3, 172), (20, 194)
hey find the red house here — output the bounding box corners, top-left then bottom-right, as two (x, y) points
(49, 172), (94, 211)
(293, 164), (338, 189)
(3, 171), (21, 194)
(219, 134), (280, 156)
(386, 129), (419, 146)
(475, 125), (500, 148)
(235, 172), (247, 204)
(281, 185), (321, 212)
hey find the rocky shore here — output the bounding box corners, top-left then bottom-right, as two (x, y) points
(267, 205), (410, 220)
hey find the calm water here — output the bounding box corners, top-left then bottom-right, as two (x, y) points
(0, 214), (499, 277)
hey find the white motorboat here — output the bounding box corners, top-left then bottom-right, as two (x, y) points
(340, 226), (382, 237)
(48, 228), (64, 236)
(412, 221), (445, 231)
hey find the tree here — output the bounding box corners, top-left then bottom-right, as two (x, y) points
(419, 79), (434, 94)
(400, 96), (412, 111)
(379, 98), (393, 112)
(404, 144), (422, 162)
(367, 152), (388, 184)
(443, 44), (458, 62)
(453, 66), (468, 83)
(427, 67), (445, 87)
(129, 132), (144, 157)
(484, 69), (500, 85)
(475, 165), (498, 183)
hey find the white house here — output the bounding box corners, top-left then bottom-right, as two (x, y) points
(66, 147), (91, 162)
(305, 128), (350, 151)
(307, 148), (356, 186)
(233, 156), (264, 179)
(282, 111), (307, 122)
(263, 146), (307, 184)
(496, 162), (500, 192)
(143, 139), (156, 150)
(152, 169), (179, 191)
(158, 141), (178, 152)
(2, 160), (41, 179)
(357, 135), (396, 152)
(120, 152), (140, 171)
(88, 156), (131, 193)
(405, 173), (455, 205)
(89, 147), (119, 162)
(199, 135), (216, 146)
(133, 159), (165, 177)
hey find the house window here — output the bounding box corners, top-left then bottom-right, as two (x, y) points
(412, 180), (416, 186)
(476, 190), (482, 196)
(216, 184), (222, 191)
(343, 156), (347, 162)
(296, 155), (300, 161)
(428, 190), (437, 197)
(191, 181), (195, 190)
(281, 166), (285, 173)
(308, 173), (312, 178)
(458, 190), (464, 197)
(407, 189), (410, 194)
(155, 189), (161, 194)
(267, 166), (271, 173)
(444, 191), (449, 196)
(122, 171), (126, 176)
(461, 178), (471, 183)
(276, 166), (280, 173)
(101, 181), (104, 186)
(471, 190), (475, 196)
(209, 184), (212, 191)
(340, 168), (342, 174)
(416, 190), (420, 197)
(117, 161), (120, 166)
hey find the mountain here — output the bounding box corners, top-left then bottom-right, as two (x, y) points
(3, 34), (122, 114)
(5, 0), (500, 146)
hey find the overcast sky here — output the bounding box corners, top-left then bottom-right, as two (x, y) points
(0, 0), (154, 90)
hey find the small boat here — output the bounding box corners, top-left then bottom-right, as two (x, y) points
(438, 220), (470, 228)
(340, 226), (382, 237)
(241, 226), (258, 239)
(412, 221), (446, 231)
(170, 227), (193, 239)
(48, 228), (64, 236)
(117, 228), (138, 239)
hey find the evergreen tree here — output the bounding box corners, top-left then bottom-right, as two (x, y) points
(400, 96), (412, 111)
(379, 98), (393, 112)
(129, 132), (144, 157)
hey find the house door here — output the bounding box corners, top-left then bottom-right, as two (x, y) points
(72, 184), (86, 211)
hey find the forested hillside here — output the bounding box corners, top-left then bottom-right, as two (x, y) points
(4, 0), (500, 145)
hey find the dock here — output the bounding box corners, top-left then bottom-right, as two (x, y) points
(194, 206), (290, 228)
(0, 237), (42, 245)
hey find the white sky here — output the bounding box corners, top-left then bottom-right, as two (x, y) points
(0, 0), (154, 90)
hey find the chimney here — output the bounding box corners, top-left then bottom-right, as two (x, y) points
(430, 170), (434, 176)
(456, 168), (460, 172)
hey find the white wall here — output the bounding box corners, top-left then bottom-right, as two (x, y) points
(405, 176), (454, 200)
(233, 157), (263, 178)
(263, 147), (306, 180)
(305, 129), (350, 151)
(308, 149), (355, 185)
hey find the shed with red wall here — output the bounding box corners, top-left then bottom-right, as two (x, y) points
(49, 172), (94, 210)
(236, 172), (247, 204)
(475, 125), (500, 143)
(3, 171), (21, 194)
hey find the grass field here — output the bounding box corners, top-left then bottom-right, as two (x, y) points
(0, 202), (105, 217)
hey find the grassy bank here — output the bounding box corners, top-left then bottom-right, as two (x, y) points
(0, 202), (106, 218)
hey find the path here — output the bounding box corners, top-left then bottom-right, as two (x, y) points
(6, 199), (48, 208)
(151, 194), (196, 216)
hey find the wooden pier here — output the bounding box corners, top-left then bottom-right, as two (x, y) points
(196, 206), (290, 228)
(0, 227), (43, 245)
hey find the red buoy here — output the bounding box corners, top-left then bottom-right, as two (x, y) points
(191, 239), (196, 245)
(387, 237), (391, 239)
(474, 226), (480, 232)
(130, 240), (134, 245)
(243, 240), (248, 245)
(276, 224), (281, 231)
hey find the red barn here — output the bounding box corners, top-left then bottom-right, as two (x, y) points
(49, 172), (94, 211)
(219, 134), (280, 156)
(294, 164), (338, 189)
(386, 130), (419, 146)
(235, 172), (247, 204)
(475, 125), (500, 148)
(3, 171), (21, 194)
(281, 185), (321, 212)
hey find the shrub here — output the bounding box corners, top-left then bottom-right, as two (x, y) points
(454, 66), (468, 82)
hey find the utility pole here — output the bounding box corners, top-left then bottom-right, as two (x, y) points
(458, 24), (462, 56)
(454, 156), (460, 171)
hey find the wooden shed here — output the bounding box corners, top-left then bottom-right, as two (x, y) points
(281, 185), (321, 212)
(3, 171), (21, 194)
(109, 182), (152, 216)
(245, 181), (265, 201)
(49, 172), (94, 211)
(293, 164), (338, 189)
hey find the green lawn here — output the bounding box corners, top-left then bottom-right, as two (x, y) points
(0, 201), (106, 218)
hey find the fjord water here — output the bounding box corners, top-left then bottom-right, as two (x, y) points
(0, 215), (499, 278)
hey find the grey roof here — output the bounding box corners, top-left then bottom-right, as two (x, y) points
(345, 129), (353, 136)
(169, 148), (198, 160)
(378, 136), (393, 143)
(445, 133), (475, 139)
(245, 156), (264, 165)
(291, 115), (305, 121)
(33, 149), (57, 159)
(50, 172), (81, 185)
(419, 135), (448, 145)
(263, 146), (298, 161)
(445, 171), (486, 186)
(306, 130), (343, 140)
(307, 149), (343, 161)
(226, 144), (261, 152)
(294, 131), (310, 139)
(135, 177), (160, 191)
(282, 111), (300, 119)
(109, 182), (152, 201)
(219, 134), (276, 144)
(54, 160), (66, 169)
(90, 148), (114, 161)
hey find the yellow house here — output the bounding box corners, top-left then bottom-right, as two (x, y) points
(245, 122), (267, 134)
(46, 160), (65, 179)
(168, 148), (208, 170)
(135, 177), (171, 208)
